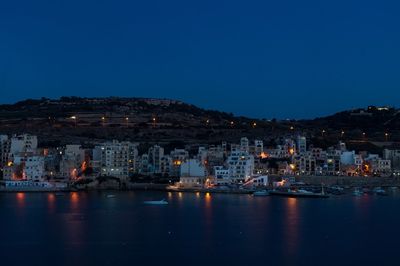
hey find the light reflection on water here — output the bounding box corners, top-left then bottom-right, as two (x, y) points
(15, 192), (25, 216)
(3, 192), (400, 266)
(16, 192), (25, 208)
(70, 192), (80, 210)
(47, 193), (56, 212)
(284, 197), (299, 256)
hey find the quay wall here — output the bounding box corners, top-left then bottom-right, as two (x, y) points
(269, 175), (400, 187)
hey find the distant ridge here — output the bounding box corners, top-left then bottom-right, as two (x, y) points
(0, 97), (399, 148)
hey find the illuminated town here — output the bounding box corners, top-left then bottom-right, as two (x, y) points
(1, 133), (399, 193)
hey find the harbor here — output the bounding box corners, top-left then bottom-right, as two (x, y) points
(1, 190), (400, 266)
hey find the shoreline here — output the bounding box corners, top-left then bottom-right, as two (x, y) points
(1, 175), (400, 194)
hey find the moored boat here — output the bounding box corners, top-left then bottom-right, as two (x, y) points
(144, 199), (169, 205)
(373, 187), (388, 196)
(353, 188), (363, 196)
(270, 189), (329, 198)
(253, 190), (269, 196)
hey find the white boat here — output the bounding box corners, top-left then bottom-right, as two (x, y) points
(297, 189), (313, 194)
(106, 194), (116, 198)
(373, 187), (388, 196)
(144, 199), (168, 205)
(253, 190), (269, 196)
(353, 188), (363, 196)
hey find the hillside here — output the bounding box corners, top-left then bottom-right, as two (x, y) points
(0, 98), (399, 151)
(0, 97), (278, 147)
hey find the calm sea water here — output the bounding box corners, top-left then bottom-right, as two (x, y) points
(0, 191), (399, 266)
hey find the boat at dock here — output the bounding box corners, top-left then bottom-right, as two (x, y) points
(144, 199), (169, 205)
(270, 189), (329, 198)
(253, 190), (269, 196)
(353, 188), (364, 196)
(373, 187), (388, 196)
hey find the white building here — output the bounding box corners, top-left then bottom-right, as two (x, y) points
(99, 140), (138, 180)
(240, 137), (249, 153)
(148, 145), (164, 174)
(179, 159), (207, 187)
(226, 150), (254, 182)
(10, 134), (38, 155)
(296, 136), (307, 155)
(24, 156), (45, 181)
(214, 166), (230, 184)
(340, 151), (357, 165)
(180, 159), (207, 178)
(3, 154), (45, 181)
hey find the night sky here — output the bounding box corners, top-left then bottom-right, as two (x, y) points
(1, 0), (399, 119)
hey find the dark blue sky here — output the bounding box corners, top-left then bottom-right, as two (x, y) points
(1, 0), (399, 119)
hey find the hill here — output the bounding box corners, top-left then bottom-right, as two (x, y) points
(0, 98), (399, 152)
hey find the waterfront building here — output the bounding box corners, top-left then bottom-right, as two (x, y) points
(179, 159), (207, 187)
(366, 157), (391, 176)
(226, 150), (254, 182)
(59, 145), (86, 179)
(205, 145), (225, 174)
(180, 159), (207, 177)
(139, 154), (150, 174)
(160, 155), (172, 176)
(293, 152), (316, 175)
(213, 166), (230, 184)
(99, 140), (138, 180)
(324, 150), (341, 175)
(10, 134), (38, 155)
(148, 145), (164, 174)
(170, 148), (189, 177)
(3, 154), (45, 181)
(383, 149), (400, 170)
(24, 155), (45, 181)
(340, 151), (357, 165)
(197, 146), (208, 164)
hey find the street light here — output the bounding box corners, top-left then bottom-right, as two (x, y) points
(70, 116), (77, 127)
